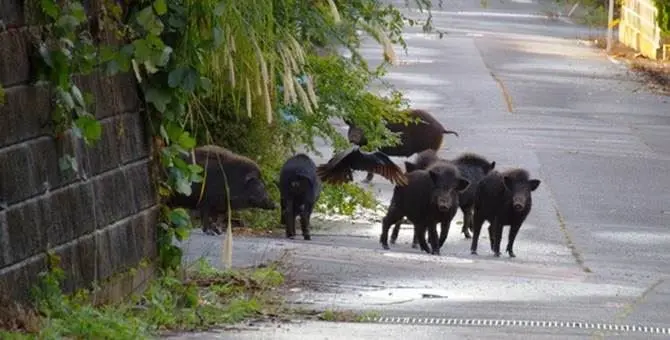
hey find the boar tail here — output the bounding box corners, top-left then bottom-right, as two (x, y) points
(443, 129), (459, 137)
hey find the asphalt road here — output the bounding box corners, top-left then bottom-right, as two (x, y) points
(173, 0), (670, 338)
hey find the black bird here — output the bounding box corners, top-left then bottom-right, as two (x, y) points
(316, 146), (408, 186)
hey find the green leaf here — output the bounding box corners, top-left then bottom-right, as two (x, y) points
(175, 226), (190, 241)
(177, 131), (196, 149)
(188, 164), (204, 175)
(164, 122), (183, 143)
(70, 2), (87, 22)
(40, 0), (59, 19)
(155, 46), (173, 67)
(74, 115), (102, 145)
(58, 154), (78, 173)
(199, 77), (212, 92)
(57, 88), (75, 110)
(181, 68), (198, 93)
(153, 0), (168, 15)
(175, 177), (192, 196)
(136, 7), (164, 36)
(38, 44), (53, 68)
(145, 87), (172, 112)
(132, 39), (151, 62)
(71, 85), (86, 108)
(167, 67), (186, 88)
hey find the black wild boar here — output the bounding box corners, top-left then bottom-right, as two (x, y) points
(316, 146), (408, 186)
(470, 168), (541, 258)
(379, 161), (470, 255)
(167, 145), (276, 235)
(446, 152), (496, 239)
(279, 154), (322, 240)
(345, 109), (459, 183)
(390, 150), (496, 246)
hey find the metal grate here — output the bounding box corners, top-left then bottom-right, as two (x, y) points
(359, 316), (670, 335)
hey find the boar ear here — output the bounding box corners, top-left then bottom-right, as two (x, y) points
(490, 161), (496, 170)
(503, 175), (513, 190)
(404, 161), (417, 173)
(529, 179), (541, 191)
(456, 178), (470, 192)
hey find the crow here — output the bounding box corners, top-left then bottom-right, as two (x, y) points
(316, 146), (408, 186)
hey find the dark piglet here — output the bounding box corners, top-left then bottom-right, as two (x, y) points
(380, 161), (470, 255)
(470, 168), (541, 258)
(279, 154), (322, 240)
(390, 150), (495, 246)
(345, 109), (458, 183)
(167, 145), (276, 235)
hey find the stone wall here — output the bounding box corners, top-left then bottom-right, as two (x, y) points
(0, 1), (158, 302)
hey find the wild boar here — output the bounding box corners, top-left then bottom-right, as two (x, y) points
(167, 145), (276, 235)
(380, 161), (470, 255)
(279, 154), (322, 240)
(470, 168), (541, 258)
(345, 109), (459, 183)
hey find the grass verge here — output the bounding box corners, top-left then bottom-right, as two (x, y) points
(0, 258), (289, 339)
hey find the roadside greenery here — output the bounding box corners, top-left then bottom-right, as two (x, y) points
(2, 0), (443, 336)
(0, 255), (287, 339)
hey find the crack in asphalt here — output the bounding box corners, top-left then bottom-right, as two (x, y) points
(490, 71), (515, 113)
(553, 203), (592, 273)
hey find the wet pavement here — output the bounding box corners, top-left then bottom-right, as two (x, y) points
(173, 0), (670, 338)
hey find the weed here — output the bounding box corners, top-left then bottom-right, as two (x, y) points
(0, 257), (288, 338)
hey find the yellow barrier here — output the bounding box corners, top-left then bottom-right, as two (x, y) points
(618, 0), (662, 60)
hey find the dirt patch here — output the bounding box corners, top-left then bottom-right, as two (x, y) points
(594, 39), (670, 95)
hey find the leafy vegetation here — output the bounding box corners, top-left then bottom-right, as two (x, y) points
(5, 0), (443, 335)
(0, 255), (287, 339)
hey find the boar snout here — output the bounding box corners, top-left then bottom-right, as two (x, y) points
(436, 195), (453, 212)
(512, 196), (526, 212)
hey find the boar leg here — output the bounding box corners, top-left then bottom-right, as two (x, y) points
(200, 207), (215, 236)
(506, 223), (521, 258)
(427, 223), (440, 255)
(380, 206), (403, 250)
(470, 213), (485, 255)
(390, 221), (403, 244)
(490, 219), (504, 257)
(411, 229), (421, 249)
(461, 206), (473, 239)
(280, 198), (287, 226)
(415, 223), (432, 254)
(299, 205), (312, 241)
(284, 200), (296, 239)
(438, 209), (457, 249)
(488, 224), (495, 252)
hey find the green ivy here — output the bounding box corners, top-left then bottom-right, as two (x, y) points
(655, 0), (670, 36)
(33, 0), (444, 276)
(35, 0), (205, 273)
(36, 0), (102, 156)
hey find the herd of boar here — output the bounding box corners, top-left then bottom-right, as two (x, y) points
(168, 109), (541, 258)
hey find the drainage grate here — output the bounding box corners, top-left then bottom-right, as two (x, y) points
(359, 316), (670, 335)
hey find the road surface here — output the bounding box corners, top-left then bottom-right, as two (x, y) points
(172, 0), (670, 338)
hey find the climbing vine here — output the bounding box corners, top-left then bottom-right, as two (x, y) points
(34, 0), (443, 275)
(655, 0), (670, 36)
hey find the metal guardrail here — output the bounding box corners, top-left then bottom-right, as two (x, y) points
(618, 0), (663, 60)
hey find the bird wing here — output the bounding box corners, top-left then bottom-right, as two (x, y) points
(316, 147), (409, 186)
(316, 146), (359, 185)
(363, 151), (408, 186)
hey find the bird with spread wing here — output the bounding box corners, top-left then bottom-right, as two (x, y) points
(316, 146), (408, 186)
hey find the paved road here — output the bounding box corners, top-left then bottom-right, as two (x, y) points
(173, 0), (670, 338)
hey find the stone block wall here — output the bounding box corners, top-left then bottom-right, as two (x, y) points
(0, 0), (159, 302)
